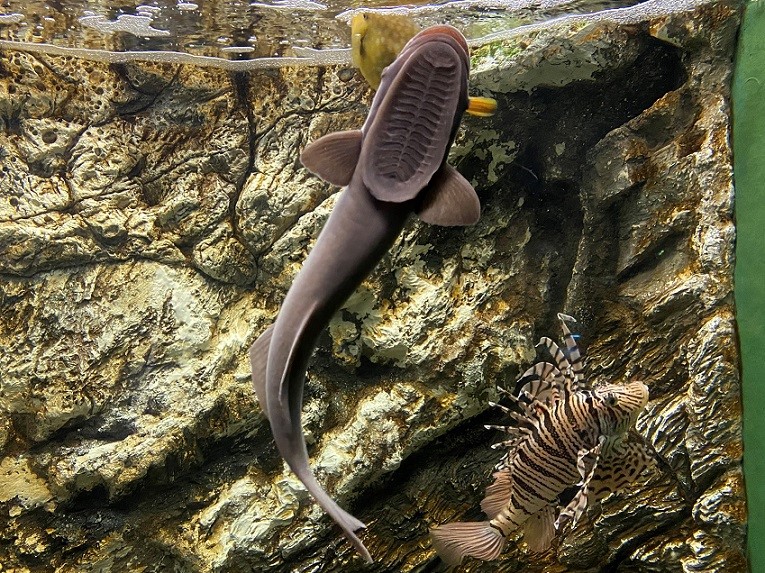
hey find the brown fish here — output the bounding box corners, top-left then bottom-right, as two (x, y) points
(250, 25), (482, 563)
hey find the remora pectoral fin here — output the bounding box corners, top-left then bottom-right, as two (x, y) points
(249, 324), (275, 419)
(417, 163), (480, 226)
(300, 130), (363, 187)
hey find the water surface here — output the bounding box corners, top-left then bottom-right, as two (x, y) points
(0, 0), (648, 67)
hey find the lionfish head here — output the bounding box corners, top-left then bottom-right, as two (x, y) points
(593, 381), (649, 435)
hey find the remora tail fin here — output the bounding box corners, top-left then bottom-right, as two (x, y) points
(291, 459), (372, 562)
(430, 521), (505, 566)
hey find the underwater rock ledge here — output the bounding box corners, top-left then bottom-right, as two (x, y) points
(0, 1), (745, 572)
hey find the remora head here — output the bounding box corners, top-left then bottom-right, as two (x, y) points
(360, 25), (471, 203)
(388, 24), (470, 81)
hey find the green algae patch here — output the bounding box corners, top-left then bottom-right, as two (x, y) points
(471, 38), (525, 64)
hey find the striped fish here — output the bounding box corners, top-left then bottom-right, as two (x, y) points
(430, 314), (651, 566)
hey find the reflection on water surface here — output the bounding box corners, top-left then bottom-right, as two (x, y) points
(0, 0), (647, 66)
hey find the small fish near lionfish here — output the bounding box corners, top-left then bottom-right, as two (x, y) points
(430, 313), (652, 567)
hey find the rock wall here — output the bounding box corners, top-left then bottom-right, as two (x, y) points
(0, 1), (745, 572)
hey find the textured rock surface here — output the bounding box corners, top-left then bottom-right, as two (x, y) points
(0, 1), (745, 572)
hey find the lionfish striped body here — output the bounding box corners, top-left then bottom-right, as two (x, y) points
(430, 314), (650, 567)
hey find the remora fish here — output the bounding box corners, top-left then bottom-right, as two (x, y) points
(250, 25), (482, 563)
(351, 11), (497, 116)
(430, 314), (651, 566)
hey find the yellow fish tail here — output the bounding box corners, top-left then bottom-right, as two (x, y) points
(467, 96), (498, 117)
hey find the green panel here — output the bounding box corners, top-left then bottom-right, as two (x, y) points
(733, 1), (765, 571)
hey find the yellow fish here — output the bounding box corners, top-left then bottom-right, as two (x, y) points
(351, 13), (420, 90)
(351, 12), (497, 117)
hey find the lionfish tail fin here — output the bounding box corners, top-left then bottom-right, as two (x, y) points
(430, 521), (505, 566)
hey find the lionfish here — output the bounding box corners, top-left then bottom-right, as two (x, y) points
(430, 314), (651, 566)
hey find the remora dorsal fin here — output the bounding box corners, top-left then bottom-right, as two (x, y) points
(300, 130), (362, 187)
(249, 324), (274, 419)
(263, 309), (374, 562)
(416, 163), (480, 226)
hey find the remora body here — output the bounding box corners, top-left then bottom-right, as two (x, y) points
(250, 25), (482, 562)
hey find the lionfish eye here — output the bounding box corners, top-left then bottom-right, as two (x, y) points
(605, 394), (618, 407)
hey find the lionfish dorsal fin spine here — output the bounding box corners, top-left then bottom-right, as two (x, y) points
(556, 435), (606, 530)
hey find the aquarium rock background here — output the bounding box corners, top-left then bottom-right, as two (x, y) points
(0, 1), (746, 572)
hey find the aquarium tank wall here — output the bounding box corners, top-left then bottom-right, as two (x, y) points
(0, 0), (756, 571)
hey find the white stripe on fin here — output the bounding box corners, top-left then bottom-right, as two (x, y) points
(536, 313), (587, 393)
(556, 313), (585, 388)
(518, 361), (566, 405)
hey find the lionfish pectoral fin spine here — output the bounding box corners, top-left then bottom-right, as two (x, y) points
(300, 130), (363, 187)
(488, 400), (510, 412)
(480, 469), (512, 519)
(416, 163), (480, 226)
(249, 324), (275, 419)
(522, 505), (556, 553)
(589, 439), (653, 502)
(556, 436), (605, 530)
(430, 521), (506, 567)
